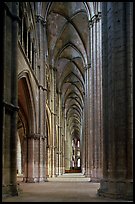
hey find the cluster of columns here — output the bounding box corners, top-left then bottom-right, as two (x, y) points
(98, 2), (133, 200)
(82, 11), (103, 182)
(1, 2), (20, 196)
(56, 92), (65, 175)
(19, 14), (48, 183)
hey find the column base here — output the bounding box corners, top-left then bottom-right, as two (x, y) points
(97, 178), (133, 201)
(84, 173), (90, 178)
(81, 167), (85, 175)
(2, 184), (19, 198)
(38, 177), (48, 182)
(90, 177), (101, 183)
(90, 168), (102, 182)
(51, 174), (57, 178)
(23, 177), (48, 183)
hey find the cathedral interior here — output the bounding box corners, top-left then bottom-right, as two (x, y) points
(1, 2), (133, 202)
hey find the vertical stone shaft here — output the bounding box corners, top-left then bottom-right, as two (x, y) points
(2, 2), (19, 196)
(99, 14), (103, 179)
(38, 17), (47, 181)
(26, 15), (47, 182)
(98, 2), (133, 200)
(83, 64), (88, 176)
(85, 64), (91, 177)
(125, 2), (133, 184)
(95, 14), (103, 180)
(58, 93), (63, 175)
(51, 67), (57, 177)
(88, 20), (94, 180)
(88, 12), (103, 182)
(81, 114), (85, 175)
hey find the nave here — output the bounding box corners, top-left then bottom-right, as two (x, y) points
(1, 2), (133, 201)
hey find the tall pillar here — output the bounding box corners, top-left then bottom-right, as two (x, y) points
(50, 67), (57, 177)
(98, 2), (133, 200)
(81, 111), (86, 175)
(1, 2), (19, 197)
(61, 133), (65, 174)
(98, 10), (103, 180)
(61, 106), (65, 174)
(23, 133), (47, 183)
(88, 18), (94, 180)
(16, 133), (22, 175)
(36, 15), (48, 182)
(57, 93), (60, 175)
(88, 11), (103, 182)
(65, 129), (71, 170)
(24, 134), (34, 182)
(64, 107), (70, 171)
(84, 64), (90, 177)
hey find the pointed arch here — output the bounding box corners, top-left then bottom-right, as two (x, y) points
(18, 70), (37, 133)
(46, 104), (51, 146)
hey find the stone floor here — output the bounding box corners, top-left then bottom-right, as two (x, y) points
(2, 173), (133, 202)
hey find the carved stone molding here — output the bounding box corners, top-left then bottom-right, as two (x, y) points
(84, 64), (91, 70)
(35, 15), (46, 27)
(89, 12), (102, 28)
(27, 133), (45, 140)
(3, 101), (19, 113)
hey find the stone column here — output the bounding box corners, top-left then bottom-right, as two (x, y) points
(88, 19), (94, 181)
(65, 129), (71, 170)
(29, 32), (32, 63)
(61, 133), (65, 174)
(23, 133), (46, 183)
(98, 2), (133, 200)
(24, 134), (34, 183)
(50, 67), (57, 177)
(34, 47), (38, 77)
(16, 133), (22, 175)
(22, 136), (27, 181)
(81, 111), (86, 175)
(84, 64), (90, 177)
(92, 14), (98, 181)
(64, 109), (71, 171)
(58, 92), (63, 175)
(88, 12), (103, 182)
(26, 31), (28, 56)
(1, 2), (19, 197)
(61, 106), (65, 174)
(98, 11), (103, 180)
(36, 15), (48, 182)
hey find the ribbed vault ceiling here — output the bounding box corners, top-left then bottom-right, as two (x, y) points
(46, 2), (89, 141)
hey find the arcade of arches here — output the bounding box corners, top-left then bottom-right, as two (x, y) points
(1, 2), (133, 201)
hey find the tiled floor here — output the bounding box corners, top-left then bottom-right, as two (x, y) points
(2, 173), (132, 202)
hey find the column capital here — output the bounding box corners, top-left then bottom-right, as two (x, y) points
(84, 64), (91, 70)
(49, 145), (57, 149)
(28, 133), (45, 140)
(35, 15), (46, 27)
(3, 2), (20, 24)
(34, 47), (37, 53)
(49, 65), (57, 72)
(89, 12), (102, 28)
(57, 90), (62, 95)
(39, 84), (47, 91)
(51, 111), (57, 116)
(53, 67), (57, 72)
(3, 101), (19, 112)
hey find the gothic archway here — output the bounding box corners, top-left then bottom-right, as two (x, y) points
(46, 104), (52, 177)
(17, 72), (36, 182)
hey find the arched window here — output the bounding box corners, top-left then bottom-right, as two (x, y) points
(77, 158), (80, 167)
(77, 140), (80, 147)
